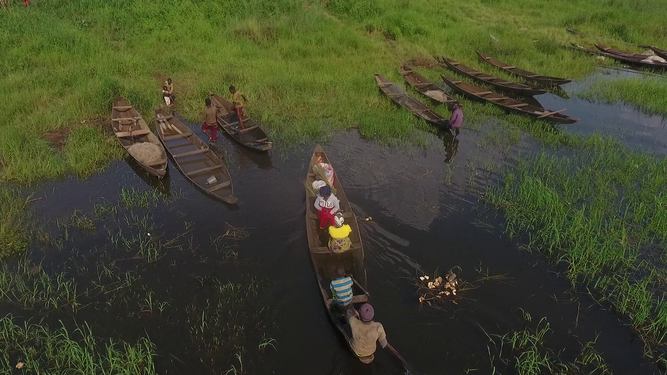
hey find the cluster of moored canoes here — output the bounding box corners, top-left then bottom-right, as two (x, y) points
(376, 51), (579, 128)
(571, 43), (667, 70)
(111, 93), (273, 204)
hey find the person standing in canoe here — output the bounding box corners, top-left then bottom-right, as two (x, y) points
(229, 85), (248, 129)
(314, 184), (340, 229)
(330, 267), (353, 308)
(202, 98), (218, 143)
(329, 213), (352, 254)
(347, 303), (389, 364)
(443, 101), (463, 136)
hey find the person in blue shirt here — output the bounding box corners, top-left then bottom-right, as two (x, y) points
(330, 267), (353, 307)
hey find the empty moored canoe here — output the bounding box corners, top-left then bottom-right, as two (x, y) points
(112, 97), (168, 179)
(399, 65), (457, 106)
(476, 51), (572, 87)
(436, 56), (547, 96)
(594, 44), (667, 70)
(155, 108), (237, 204)
(648, 46), (667, 60)
(306, 145), (369, 360)
(209, 92), (272, 152)
(374, 73), (449, 130)
(440, 74), (578, 124)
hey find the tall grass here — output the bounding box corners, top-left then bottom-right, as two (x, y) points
(0, 186), (29, 259)
(0, 315), (156, 374)
(1, 0), (667, 182)
(579, 77), (667, 116)
(486, 133), (667, 361)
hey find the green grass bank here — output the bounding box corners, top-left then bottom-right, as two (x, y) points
(1, 0), (667, 183)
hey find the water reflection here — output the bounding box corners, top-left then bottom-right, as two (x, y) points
(126, 156), (172, 196)
(439, 130), (459, 164)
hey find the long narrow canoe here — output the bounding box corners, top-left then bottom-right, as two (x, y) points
(209, 92), (272, 152)
(155, 108), (237, 204)
(375, 73), (448, 129)
(306, 145), (369, 360)
(436, 56), (546, 96)
(440, 74), (578, 124)
(476, 51), (572, 87)
(648, 46), (667, 60)
(399, 65), (457, 106)
(112, 97), (168, 178)
(594, 44), (667, 70)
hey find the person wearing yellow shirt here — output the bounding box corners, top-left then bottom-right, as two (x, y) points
(229, 85), (248, 130)
(329, 213), (352, 254)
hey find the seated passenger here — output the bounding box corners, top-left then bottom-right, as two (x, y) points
(314, 185), (339, 229)
(328, 213), (352, 254)
(330, 266), (353, 308)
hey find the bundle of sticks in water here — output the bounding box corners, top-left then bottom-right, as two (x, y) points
(415, 270), (460, 305)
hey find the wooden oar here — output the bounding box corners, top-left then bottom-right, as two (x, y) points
(386, 343), (420, 375)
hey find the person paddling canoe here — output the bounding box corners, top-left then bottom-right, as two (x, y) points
(346, 303), (389, 364)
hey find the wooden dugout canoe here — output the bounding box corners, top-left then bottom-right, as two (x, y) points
(440, 74), (578, 124)
(209, 92), (272, 152)
(306, 145), (369, 359)
(436, 56), (547, 96)
(476, 51), (572, 87)
(399, 65), (457, 106)
(154, 108), (237, 204)
(375, 73), (449, 129)
(648, 46), (667, 60)
(112, 97), (168, 178)
(594, 44), (667, 70)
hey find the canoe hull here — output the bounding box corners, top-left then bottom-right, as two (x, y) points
(440, 74), (578, 124)
(155, 108), (237, 204)
(306, 145), (368, 358)
(112, 97), (168, 179)
(594, 44), (667, 70)
(400, 65), (457, 106)
(209, 93), (272, 152)
(437, 56), (547, 96)
(476, 51), (572, 87)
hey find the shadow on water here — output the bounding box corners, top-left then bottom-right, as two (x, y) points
(126, 156), (172, 196)
(13, 121), (660, 375)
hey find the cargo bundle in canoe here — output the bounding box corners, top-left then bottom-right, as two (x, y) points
(305, 145), (368, 359)
(375, 73), (448, 129)
(436, 56), (547, 96)
(399, 65), (457, 106)
(209, 92), (272, 152)
(594, 44), (667, 70)
(648, 46), (667, 60)
(112, 97), (168, 179)
(476, 51), (572, 87)
(440, 74), (578, 124)
(155, 108), (237, 204)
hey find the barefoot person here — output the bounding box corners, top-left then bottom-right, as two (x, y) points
(229, 85), (248, 129)
(443, 101), (463, 136)
(162, 86), (172, 107)
(163, 78), (174, 105)
(347, 303), (389, 364)
(202, 98), (218, 143)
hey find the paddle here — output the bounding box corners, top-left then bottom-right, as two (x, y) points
(386, 343), (421, 375)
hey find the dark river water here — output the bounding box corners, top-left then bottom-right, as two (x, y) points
(13, 69), (667, 375)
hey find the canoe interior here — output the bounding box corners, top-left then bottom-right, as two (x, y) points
(649, 46), (667, 60)
(594, 44), (667, 69)
(374, 73), (447, 127)
(440, 74), (578, 124)
(475, 51), (572, 86)
(155, 108), (237, 204)
(209, 93), (272, 152)
(112, 97), (167, 177)
(306, 145), (367, 299)
(436, 56), (547, 96)
(399, 65), (457, 106)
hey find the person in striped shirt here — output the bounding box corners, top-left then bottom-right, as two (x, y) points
(330, 267), (353, 307)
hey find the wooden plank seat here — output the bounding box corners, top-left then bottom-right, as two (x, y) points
(186, 165), (223, 176)
(173, 149), (209, 158)
(115, 129), (152, 137)
(163, 132), (194, 141)
(208, 181), (231, 192)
